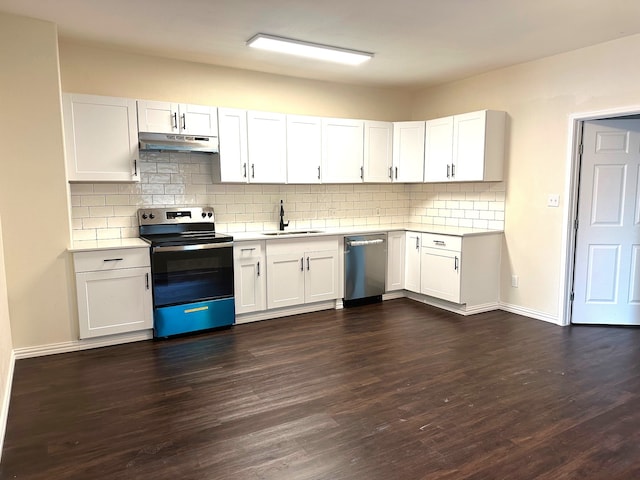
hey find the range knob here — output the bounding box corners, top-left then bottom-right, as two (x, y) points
(207, 212), (213, 218)
(201, 212), (207, 218)
(149, 213), (155, 219)
(141, 213), (148, 220)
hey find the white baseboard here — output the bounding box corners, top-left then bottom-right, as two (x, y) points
(499, 302), (563, 326)
(0, 349), (15, 463)
(13, 330), (153, 360)
(404, 290), (500, 316)
(382, 291), (405, 300)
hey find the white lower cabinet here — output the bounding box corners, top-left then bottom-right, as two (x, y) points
(73, 247), (152, 339)
(266, 237), (340, 309)
(404, 232), (501, 308)
(404, 231), (422, 293)
(386, 231), (405, 291)
(234, 241), (266, 314)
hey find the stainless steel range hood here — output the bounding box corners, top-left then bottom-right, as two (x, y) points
(139, 132), (218, 153)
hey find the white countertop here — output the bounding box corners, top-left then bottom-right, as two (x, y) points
(231, 224), (503, 241)
(69, 225), (502, 251)
(69, 237), (149, 252)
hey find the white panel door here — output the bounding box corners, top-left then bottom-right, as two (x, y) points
(404, 232), (422, 293)
(392, 121), (425, 182)
(424, 116), (454, 182)
(137, 100), (179, 133)
(364, 121), (393, 183)
(420, 248), (461, 303)
(321, 118), (364, 183)
(180, 104), (218, 136)
(267, 252), (305, 309)
(386, 231), (405, 291)
(305, 250), (339, 303)
(247, 111), (287, 183)
(572, 119), (640, 324)
(287, 115), (322, 183)
(234, 243), (266, 314)
(217, 108), (248, 182)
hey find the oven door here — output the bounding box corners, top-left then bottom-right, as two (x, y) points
(151, 243), (234, 308)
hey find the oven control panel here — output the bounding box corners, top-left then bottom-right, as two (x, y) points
(137, 207), (215, 225)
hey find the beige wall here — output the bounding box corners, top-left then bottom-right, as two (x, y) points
(58, 40), (413, 121)
(0, 216), (13, 458)
(411, 34), (640, 321)
(0, 12), (75, 348)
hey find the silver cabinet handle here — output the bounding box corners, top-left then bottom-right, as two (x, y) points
(447, 164), (451, 178)
(454, 256), (459, 271)
(133, 159), (138, 176)
(360, 166), (364, 179)
(318, 166), (321, 180)
(172, 112), (178, 129)
(243, 163), (247, 178)
(415, 236), (419, 250)
(181, 113), (186, 131)
(389, 166), (393, 179)
(451, 164), (455, 178)
(252, 164), (255, 178)
(395, 167), (398, 179)
(241, 247), (256, 252)
(145, 272), (149, 290)
(307, 257), (310, 270)
(434, 240), (446, 246)
(103, 258), (123, 262)
(300, 257), (304, 271)
(257, 261), (260, 277)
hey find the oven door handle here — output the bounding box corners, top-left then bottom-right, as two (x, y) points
(152, 242), (233, 253)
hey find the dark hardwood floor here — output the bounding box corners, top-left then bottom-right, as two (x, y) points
(2, 298), (640, 479)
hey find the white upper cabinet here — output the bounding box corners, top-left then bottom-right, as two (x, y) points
(392, 121), (425, 182)
(63, 93), (139, 182)
(425, 110), (506, 182)
(287, 115), (322, 184)
(137, 100), (218, 136)
(424, 116), (455, 182)
(321, 118), (365, 183)
(247, 111), (287, 183)
(363, 121), (393, 183)
(217, 107), (249, 182)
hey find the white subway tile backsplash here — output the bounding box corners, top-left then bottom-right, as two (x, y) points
(69, 153), (506, 241)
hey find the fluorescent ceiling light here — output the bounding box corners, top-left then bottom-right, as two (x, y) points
(247, 34), (373, 66)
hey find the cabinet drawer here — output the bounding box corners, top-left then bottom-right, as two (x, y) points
(421, 233), (461, 252)
(234, 241), (264, 260)
(73, 247), (150, 273)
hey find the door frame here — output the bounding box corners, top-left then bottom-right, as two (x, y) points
(561, 104), (640, 325)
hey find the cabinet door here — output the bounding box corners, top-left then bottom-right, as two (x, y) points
(424, 116), (454, 182)
(392, 121), (425, 182)
(137, 100), (179, 133)
(64, 93), (139, 182)
(234, 243), (266, 314)
(267, 252), (305, 309)
(363, 121), (393, 183)
(321, 118), (364, 183)
(452, 110), (486, 181)
(386, 231), (405, 291)
(180, 104), (218, 136)
(76, 267), (152, 338)
(305, 250), (339, 303)
(404, 232), (422, 293)
(287, 115), (322, 184)
(217, 108), (249, 182)
(420, 248), (461, 303)
(247, 111), (287, 183)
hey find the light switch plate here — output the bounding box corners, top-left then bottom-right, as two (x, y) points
(547, 194), (560, 207)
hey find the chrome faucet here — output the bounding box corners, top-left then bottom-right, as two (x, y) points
(279, 199), (289, 231)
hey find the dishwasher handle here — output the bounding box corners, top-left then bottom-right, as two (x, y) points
(346, 238), (385, 247)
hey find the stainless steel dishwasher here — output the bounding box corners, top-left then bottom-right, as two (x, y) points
(344, 233), (387, 304)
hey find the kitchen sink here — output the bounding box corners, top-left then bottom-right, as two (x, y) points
(262, 230), (323, 236)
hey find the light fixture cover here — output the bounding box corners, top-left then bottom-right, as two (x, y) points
(247, 34), (373, 65)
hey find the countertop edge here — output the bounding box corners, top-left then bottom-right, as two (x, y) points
(68, 238), (150, 252)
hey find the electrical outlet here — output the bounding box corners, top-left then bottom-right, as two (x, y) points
(376, 207), (381, 216)
(547, 194), (560, 207)
(511, 275), (519, 288)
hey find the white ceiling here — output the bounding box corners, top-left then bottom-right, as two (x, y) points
(2, 0), (640, 88)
